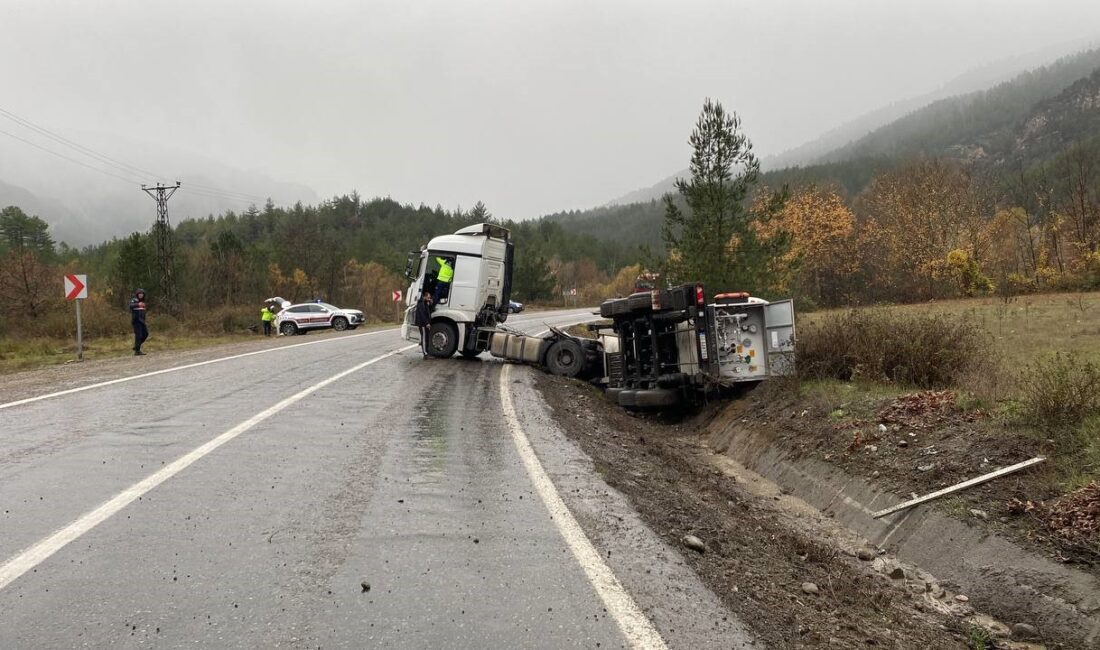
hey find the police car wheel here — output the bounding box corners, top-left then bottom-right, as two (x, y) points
(280, 322), (298, 336)
(332, 316), (349, 331)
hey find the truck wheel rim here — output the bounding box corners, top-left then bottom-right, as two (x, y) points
(431, 331), (449, 350)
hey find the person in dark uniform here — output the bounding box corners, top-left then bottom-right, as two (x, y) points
(414, 291), (433, 358)
(130, 288), (149, 355)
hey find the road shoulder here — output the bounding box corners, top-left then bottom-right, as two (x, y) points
(506, 365), (758, 649)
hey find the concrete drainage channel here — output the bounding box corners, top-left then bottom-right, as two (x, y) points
(705, 416), (1100, 648)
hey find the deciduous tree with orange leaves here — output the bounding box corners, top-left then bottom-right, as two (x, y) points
(755, 185), (856, 307)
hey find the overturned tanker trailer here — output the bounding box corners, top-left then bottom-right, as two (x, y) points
(488, 283), (796, 409)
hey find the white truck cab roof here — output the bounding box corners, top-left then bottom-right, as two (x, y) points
(426, 223), (510, 256)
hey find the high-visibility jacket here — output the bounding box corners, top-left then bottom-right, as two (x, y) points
(261, 307), (275, 322)
(436, 257), (454, 283)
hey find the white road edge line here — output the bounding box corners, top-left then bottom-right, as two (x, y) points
(498, 363), (667, 650)
(0, 310), (591, 412)
(0, 344), (418, 592)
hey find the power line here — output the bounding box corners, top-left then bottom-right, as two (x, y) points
(0, 126), (142, 185)
(0, 105), (278, 207)
(182, 187), (264, 204)
(184, 182), (269, 202)
(0, 107), (161, 180)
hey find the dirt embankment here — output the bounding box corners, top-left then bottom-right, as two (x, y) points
(535, 374), (981, 649)
(744, 381), (1099, 570)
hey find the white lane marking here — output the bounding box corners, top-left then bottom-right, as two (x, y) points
(0, 310), (592, 412)
(0, 328), (395, 411)
(498, 364), (667, 650)
(0, 344), (417, 591)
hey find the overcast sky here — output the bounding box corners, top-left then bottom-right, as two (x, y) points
(3, 0), (1100, 221)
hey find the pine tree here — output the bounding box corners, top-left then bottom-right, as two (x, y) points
(470, 200), (492, 222)
(662, 99), (767, 295)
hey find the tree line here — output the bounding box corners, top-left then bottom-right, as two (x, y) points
(4, 91), (1099, 347)
(657, 101), (1100, 310)
(0, 194), (647, 340)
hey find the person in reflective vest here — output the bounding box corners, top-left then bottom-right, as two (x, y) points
(433, 256), (454, 305)
(260, 305), (275, 337)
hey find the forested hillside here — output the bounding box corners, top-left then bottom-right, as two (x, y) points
(822, 46), (1100, 165)
(541, 46), (1100, 265)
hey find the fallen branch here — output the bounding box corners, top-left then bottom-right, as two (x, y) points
(872, 457), (1046, 519)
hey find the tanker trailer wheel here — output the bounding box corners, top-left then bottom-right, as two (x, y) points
(545, 338), (585, 377)
(427, 321), (459, 358)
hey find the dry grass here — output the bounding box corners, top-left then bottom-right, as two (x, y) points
(796, 309), (991, 388)
(804, 291), (1100, 363)
(801, 291), (1100, 493)
(0, 332), (251, 374)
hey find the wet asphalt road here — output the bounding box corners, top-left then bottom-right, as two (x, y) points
(0, 310), (612, 649)
(0, 309), (750, 649)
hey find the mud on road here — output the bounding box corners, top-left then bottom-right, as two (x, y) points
(535, 374), (974, 649)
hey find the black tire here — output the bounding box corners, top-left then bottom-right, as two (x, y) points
(656, 373), (688, 388)
(600, 298), (630, 318)
(545, 338), (586, 377)
(332, 317), (349, 332)
(626, 292), (652, 312)
(617, 389), (638, 408)
(633, 388), (679, 409)
(280, 321), (298, 336)
(427, 321), (459, 358)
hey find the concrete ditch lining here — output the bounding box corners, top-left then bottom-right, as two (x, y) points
(705, 416), (1100, 648)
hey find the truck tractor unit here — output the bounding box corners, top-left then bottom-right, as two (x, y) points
(404, 225), (795, 409)
(402, 222), (515, 359)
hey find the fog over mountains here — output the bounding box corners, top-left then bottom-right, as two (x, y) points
(606, 37), (1100, 207)
(0, 128), (316, 246)
(4, 1), (1100, 246)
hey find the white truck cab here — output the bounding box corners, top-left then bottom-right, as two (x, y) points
(402, 223), (514, 357)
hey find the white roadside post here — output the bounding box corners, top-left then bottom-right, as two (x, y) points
(63, 274), (88, 361)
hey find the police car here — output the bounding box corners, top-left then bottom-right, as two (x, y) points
(274, 301), (365, 335)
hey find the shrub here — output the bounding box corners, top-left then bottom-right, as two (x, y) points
(796, 308), (991, 388)
(1018, 354), (1100, 432)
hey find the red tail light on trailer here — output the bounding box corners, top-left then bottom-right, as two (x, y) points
(695, 284), (705, 306)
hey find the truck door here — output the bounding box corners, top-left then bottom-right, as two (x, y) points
(764, 300), (796, 376)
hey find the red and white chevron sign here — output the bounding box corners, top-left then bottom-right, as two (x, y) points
(64, 274), (88, 301)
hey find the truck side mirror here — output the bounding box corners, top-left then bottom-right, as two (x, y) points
(403, 251), (419, 280)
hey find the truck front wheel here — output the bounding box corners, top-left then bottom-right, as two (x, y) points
(427, 321), (459, 358)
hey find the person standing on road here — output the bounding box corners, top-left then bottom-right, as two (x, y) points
(260, 304), (275, 337)
(414, 291), (434, 358)
(432, 256), (453, 305)
(130, 288), (149, 356)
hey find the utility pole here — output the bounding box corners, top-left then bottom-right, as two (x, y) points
(141, 182), (181, 310)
